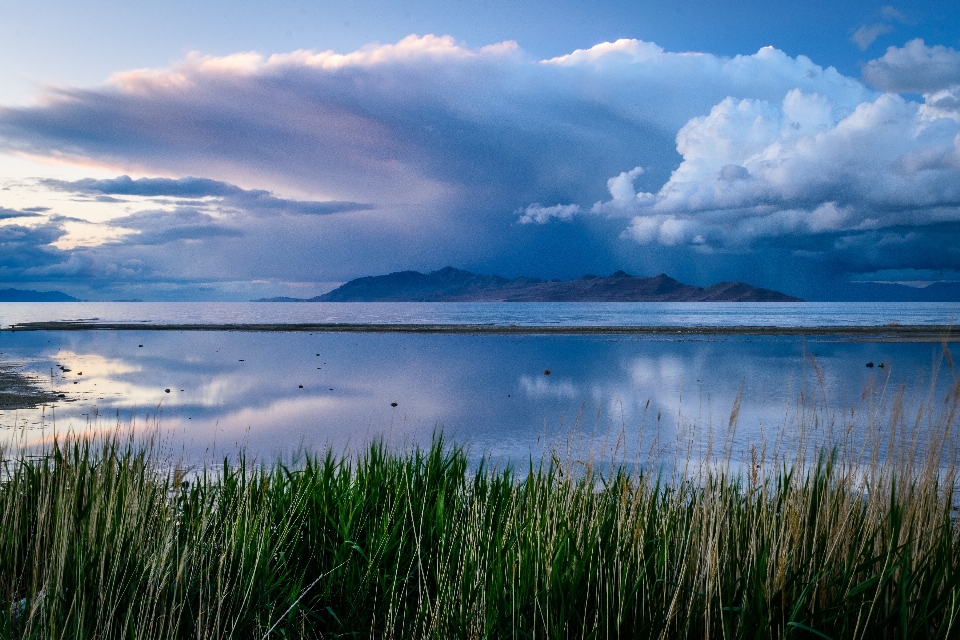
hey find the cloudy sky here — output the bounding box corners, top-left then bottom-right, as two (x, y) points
(1, 0), (960, 300)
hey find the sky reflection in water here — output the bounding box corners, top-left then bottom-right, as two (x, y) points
(0, 330), (956, 465)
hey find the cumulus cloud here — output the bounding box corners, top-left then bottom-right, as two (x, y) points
(594, 167), (656, 217)
(593, 86), (960, 250)
(517, 203), (579, 224)
(863, 39), (960, 94)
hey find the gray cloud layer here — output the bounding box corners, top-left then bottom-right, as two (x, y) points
(0, 207), (44, 219)
(44, 175), (373, 216)
(0, 36), (958, 299)
(0, 37), (872, 208)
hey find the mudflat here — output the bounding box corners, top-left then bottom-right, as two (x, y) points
(0, 363), (60, 410)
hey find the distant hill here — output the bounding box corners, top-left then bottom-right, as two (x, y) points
(830, 281), (960, 302)
(0, 288), (80, 302)
(256, 267), (802, 302)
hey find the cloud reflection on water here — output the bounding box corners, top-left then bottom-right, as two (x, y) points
(0, 330), (954, 464)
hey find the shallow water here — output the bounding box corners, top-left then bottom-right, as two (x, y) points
(1, 328), (955, 464)
(3, 300), (960, 328)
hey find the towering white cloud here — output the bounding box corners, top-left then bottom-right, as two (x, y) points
(593, 77), (960, 249)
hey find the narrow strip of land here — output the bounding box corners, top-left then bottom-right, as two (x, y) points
(4, 321), (958, 341)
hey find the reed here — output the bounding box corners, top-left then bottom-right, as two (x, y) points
(1, 371), (960, 638)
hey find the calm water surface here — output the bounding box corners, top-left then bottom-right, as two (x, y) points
(1, 321), (956, 463)
(2, 301), (960, 327)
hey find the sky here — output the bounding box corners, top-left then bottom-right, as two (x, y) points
(1, 1), (960, 301)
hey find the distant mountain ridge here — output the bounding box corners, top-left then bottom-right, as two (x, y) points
(0, 288), (80, 302)
(831, 281), (960, 302)
(257, 267), (802, 302)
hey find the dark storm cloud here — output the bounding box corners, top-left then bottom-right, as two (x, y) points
(1, 35), (959, 297)
(0, 37), (872, 212)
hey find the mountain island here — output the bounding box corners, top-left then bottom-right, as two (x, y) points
(258, 267), (802, 302)
(0, 288), (80, 302)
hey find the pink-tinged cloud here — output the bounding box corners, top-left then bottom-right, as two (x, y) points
(0, 35), (874, 210)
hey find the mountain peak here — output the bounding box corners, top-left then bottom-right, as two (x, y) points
(0, 288), (80, 302)
(300, 268), (802, 302)
(431, 266), (468, 276)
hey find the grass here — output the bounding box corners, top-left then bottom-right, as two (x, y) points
(2, 369), (960, 638)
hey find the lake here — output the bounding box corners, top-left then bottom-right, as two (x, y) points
(3, 300), (960, 328)
(1, 302), (959, 464)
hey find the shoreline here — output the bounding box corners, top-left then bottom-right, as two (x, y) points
(0, 363), (63, 410)
(5, 429), (959, 637)
(4, 321), (959, 341)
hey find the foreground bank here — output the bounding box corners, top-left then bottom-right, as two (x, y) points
(3, 393), (960, 639)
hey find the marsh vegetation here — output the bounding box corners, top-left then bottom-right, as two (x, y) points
(2, 367), (960, 639)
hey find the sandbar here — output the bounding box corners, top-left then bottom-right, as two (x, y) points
(4, 321), (959, 342)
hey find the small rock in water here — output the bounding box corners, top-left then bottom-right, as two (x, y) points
(866, 362), (874, 368)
